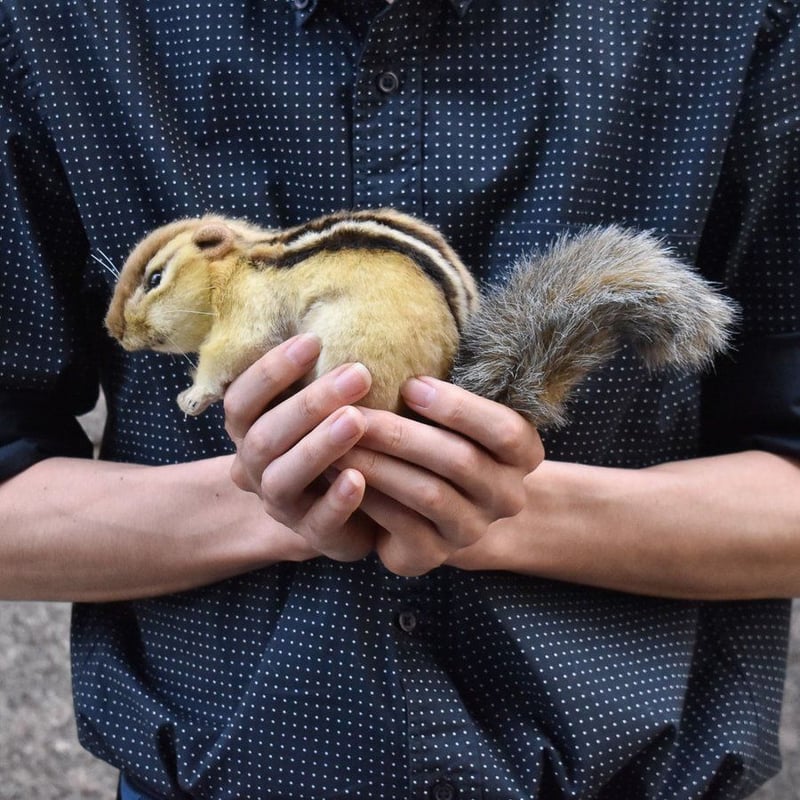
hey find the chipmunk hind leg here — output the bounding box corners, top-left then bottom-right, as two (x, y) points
(452, 227), (738, 429)
(305, 292), (457, 413)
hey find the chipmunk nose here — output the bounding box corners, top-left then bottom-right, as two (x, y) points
(119, 332), (147, 352)
(103, 310), (125, 342)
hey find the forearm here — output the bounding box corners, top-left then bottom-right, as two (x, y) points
(454, 450), (800, 600)
(0, 455), (304, 602)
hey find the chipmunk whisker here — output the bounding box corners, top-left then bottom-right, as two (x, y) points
(91, 252), (121, 279)
(160, 332), (198, 370)
(94, 248), (121, 277)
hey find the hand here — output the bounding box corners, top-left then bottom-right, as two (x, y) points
(224, 334), (377, 562)
(334, 377), (544, 575)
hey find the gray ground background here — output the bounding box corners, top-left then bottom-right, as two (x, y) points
(1, 404), (798, 799)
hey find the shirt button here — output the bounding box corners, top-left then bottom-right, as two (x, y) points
(376, 70), (400, 94)
(430, 781), (457, 800)
(396, 610), (417, 633)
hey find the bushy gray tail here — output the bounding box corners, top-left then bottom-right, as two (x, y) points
(451, 226), (738, 429)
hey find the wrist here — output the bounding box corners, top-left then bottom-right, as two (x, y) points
(445, 460), (646, 582)
(168, 455), (319, 573)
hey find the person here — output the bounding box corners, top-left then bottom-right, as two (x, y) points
(1, 1), (798, 798)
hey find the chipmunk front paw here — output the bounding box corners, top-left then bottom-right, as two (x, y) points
(177, 385), (219, 416)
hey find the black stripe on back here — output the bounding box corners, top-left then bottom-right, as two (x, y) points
(272, 227), (464, 330)
(280, 212), (460, 281)
(278, 212), (353, 246)
(352, 213), (458, 272)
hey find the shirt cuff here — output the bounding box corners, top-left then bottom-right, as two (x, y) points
(701, 332), (800, 459)
(0, 390), (94, 481)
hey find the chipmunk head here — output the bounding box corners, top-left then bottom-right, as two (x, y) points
(105, 215), (267, 353)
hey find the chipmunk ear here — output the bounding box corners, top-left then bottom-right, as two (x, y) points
(192, 222), (234, 259)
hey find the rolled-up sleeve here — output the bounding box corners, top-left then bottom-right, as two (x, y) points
(699, 1), (800, 458)
(0, 392), (94, 480)
(702, 333), (800, 459)
(0, 10), (97, 480)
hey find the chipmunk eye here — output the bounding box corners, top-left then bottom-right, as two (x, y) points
(146, 270), (163, 291)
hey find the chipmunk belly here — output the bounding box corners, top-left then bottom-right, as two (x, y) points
(291, 249), (459, 412)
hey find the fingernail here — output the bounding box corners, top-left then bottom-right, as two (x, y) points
(329, 407), (362, 444)
(286, 334), (321, 367)
(335, 469), (363, 502)
(402, 377), (435, 408)
(334, 363), (371, 399)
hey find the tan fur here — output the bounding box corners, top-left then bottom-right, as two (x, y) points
(104, 213), (461, 415)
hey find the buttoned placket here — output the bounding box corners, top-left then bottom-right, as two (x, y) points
(383, 567), (483, 800)
(346, 6), (485, 794)
(349, 0), (442, 213)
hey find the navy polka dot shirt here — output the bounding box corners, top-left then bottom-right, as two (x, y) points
(1, 1), (799, 798)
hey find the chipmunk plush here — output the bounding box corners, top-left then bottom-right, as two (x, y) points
(104, 209), (736, 428)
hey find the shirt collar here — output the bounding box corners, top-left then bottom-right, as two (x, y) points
(289, 0), (474, 28)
